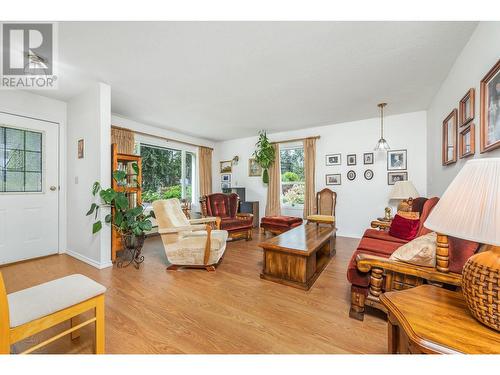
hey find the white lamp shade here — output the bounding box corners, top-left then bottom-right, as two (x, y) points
(389, 181), (419, 200)
(425, 158), (500, 246)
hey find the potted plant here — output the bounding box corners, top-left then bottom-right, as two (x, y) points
(253, 131), (276, 184)
(86, 164), (154, 268)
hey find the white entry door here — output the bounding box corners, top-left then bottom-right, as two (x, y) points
(0, 112), (59, 265)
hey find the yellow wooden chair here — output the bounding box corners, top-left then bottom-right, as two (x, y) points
(0, 272), (106, 354)
(306, 188), (337, 228)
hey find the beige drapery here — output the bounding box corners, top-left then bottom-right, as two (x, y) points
(199, 146), (213, 197)
(303, 137), (317, 218)
(111, 127), (135, 154)
(265, 143), (281, 216)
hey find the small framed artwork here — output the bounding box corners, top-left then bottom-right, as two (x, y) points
(326, 173), (341, 185)
(442, 109), (458, 165)
(388, 172), (408, 185)
(459, 123), (475, 159)
(346, 170), (356, 181)
(221, 174), (231, 183)
(347, 154), (356, 166)
(221, 182), (231, 189)
(364, 169), (374, 180)
(480, 59), (500, 153)
(363, 152), (374, 165)
(387, 149), (407, 170)
(77, 139), (84, 159)
(248, 158), (262, 176)
(325, 153), (341, 166)
(459, 88), (475, 127)
(220, 160), (232, 173)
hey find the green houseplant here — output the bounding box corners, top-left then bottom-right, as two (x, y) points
(86, 164), (154, 268)
(253, 131), (276, 184)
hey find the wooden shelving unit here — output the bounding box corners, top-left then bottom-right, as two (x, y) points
(111, 143), (142, 262)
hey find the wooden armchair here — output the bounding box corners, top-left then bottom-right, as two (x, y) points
(153, 199), (228, 271)
(306, 188), (336, 229)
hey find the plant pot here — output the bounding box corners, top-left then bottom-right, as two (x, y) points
(122, 233), (146, 250)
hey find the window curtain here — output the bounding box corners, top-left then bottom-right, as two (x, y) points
(111, 127), (135, 154)
(265, 143), (281, 216)
(303, 137), (317, 218)
(199, 146), (213, 197)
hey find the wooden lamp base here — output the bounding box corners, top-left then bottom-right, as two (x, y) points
(462, 245), (500, 331)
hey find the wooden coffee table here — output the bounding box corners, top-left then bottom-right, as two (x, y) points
(259, 224), (336, 290)
(381, 285), (500, 354)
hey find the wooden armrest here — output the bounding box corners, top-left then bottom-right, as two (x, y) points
(158, 224), (207, 234)
(356, 253), (462, 286)
(236, 213), (253, 220)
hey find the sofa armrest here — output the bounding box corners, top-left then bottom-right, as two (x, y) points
(356, 253), (462, 286)
(189, 216), (221, 229)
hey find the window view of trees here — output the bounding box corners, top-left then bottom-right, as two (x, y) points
(280, 146), (305, 207)
(140, 144), (194, 203)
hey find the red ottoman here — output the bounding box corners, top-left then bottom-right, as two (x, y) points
(260, 216), (303, 235)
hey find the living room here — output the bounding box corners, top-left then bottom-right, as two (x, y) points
(1, 1), (500, 373)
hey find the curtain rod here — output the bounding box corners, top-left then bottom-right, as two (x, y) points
(271, 135), (320, 145)
(112, 125), (214, 151)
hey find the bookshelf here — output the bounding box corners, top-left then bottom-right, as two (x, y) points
(111, 143), (142, 261)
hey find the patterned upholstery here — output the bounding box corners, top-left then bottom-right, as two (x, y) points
(153, 199), (228, 267)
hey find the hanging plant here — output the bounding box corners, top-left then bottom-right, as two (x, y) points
(253, 131), (276, 184)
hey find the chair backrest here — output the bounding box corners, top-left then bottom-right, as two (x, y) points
(201, 193), (239, 218)
(411, 197), (428, 215)
(0, 272), (10, 348)
(152, 199), (190, 245)
(316, 188), (337, 216)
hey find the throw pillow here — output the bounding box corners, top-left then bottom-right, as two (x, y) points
(397, 211), (420, 220)
(390, 232), (437, 267)
(389, 214), (420, 241)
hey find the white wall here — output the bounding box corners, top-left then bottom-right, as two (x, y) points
(213, 111), (427, 238)
(0, 90), (67, 254)
(66, 83), (112, 269)
(427, 22), (500, 196)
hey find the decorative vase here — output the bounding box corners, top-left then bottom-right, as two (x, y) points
(461, 245), (500, 331)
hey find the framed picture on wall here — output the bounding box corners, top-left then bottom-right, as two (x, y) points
(346, 170), (356, 181)
(221, 182), (231, 189)
(326, 173), (341, 185)
(77, 139), (84, 159)
(364, 169), (374, 180)
(459, 88), (475, 127)
(347, 154), (356, 166)
(459, 123), (475, 159)
(221, 174), (231, 183)
(480, 59), (500, 153)
(442, 109), (458, 165)
(248, 158), (262, 176)
(325, 153), (341, 166)
(387, 149), (407, 170)
(363, 152), (374, 165)
(387, 172), (408, 185)
(220, 160), (232, 173)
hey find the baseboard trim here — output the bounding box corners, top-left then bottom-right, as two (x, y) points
(66, 250), (113, 269)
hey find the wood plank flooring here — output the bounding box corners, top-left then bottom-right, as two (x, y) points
(1, 229), (387, 354)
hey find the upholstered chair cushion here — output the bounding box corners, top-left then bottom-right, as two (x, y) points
(8, 274), (106, 328)
(389, 232), (437, 267)
(261, 216), (303, 228)
(205, 193), (239, 218)
(362, 229), (409, 244)
(167, 230), (228, 265)
(389, 214), (420, 241)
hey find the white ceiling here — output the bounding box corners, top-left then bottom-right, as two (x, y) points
(43, 21), (477, 141)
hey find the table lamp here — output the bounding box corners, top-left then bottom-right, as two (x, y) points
(425, 158), (500, 331)
(389, 180), (419, 212)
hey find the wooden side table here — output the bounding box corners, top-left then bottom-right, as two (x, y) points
(380, 285), (500, 354)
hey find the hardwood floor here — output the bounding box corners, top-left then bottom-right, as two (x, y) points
(1, 229), (387, 354)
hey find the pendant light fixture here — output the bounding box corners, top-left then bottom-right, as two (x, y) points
(374, 102), (390, 151)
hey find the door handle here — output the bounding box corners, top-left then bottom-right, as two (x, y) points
(50, 186), (57, 191)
